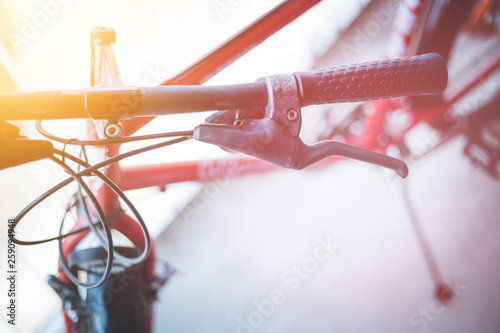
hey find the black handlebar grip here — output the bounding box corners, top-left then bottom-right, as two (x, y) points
(294, 53), (447, 107)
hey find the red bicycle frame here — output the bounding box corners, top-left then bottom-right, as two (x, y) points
(55, 0), (500, 331)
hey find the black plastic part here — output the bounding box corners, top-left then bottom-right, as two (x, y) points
(0, 121), (54, 170)
(195, 119), (298, 168)
(294, 53), (447, 107)
(295, 140), (408, 178)
(0, 139), (54, 170)
(194, 119), (408, 178)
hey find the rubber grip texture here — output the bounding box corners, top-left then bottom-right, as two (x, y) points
(294, 53), (447, 106)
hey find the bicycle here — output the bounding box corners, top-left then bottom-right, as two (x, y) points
(1, 0), (499, 332)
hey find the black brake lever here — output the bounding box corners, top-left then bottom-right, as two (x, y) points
(0, 121), (54, 170)
(194, 118), (408, 178)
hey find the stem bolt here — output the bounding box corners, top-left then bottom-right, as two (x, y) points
(105, 123), (122, 138)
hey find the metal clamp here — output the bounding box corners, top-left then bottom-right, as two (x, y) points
(259, 74), (302, 137)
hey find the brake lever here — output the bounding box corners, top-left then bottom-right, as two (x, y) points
(194, 118), (408, 178)
(195, 58), (413, 178)
(0, 121), (54, 170)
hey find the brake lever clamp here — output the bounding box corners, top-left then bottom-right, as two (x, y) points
(259, 74), (302, 137)
(195, 74), (408, 178)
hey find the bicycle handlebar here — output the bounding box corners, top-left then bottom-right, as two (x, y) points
(0, 53), (446, 121)
(0, 83), (269, 120)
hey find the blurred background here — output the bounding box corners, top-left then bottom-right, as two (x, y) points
(1, 0), (500, 332)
